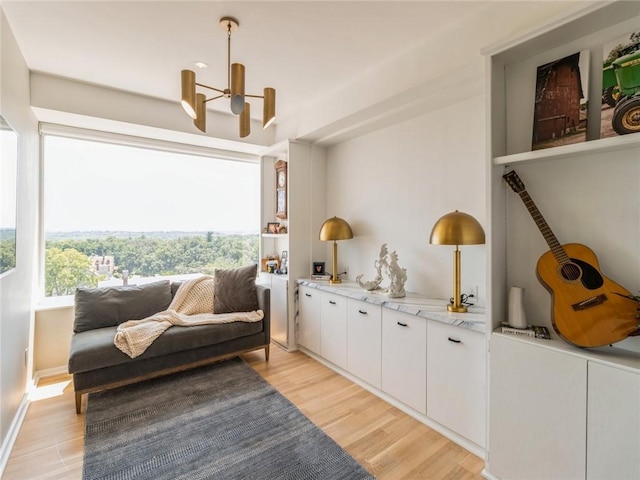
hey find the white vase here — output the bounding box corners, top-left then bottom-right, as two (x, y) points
(508, 286), (527, 329)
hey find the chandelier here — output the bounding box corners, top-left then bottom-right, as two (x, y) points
(180, 16), (276, 138)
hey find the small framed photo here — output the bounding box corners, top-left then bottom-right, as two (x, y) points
(281, 250), (288, 260)
(267, 222), (280, 234)
(312, 262), (325, 275)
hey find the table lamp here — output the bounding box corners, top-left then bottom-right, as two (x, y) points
(319, 216), (353, 284)
(430, 210), (485, 312)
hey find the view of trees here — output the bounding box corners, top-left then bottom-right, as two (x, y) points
(0, 234), (16, 273)
(45, 233), (259, 296)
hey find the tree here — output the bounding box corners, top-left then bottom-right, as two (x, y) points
(45, 247), (98, 296)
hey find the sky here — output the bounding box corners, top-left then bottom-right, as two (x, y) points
(44, 136), (260, 233)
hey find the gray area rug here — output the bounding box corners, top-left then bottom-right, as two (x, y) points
(83, 357), (375, 479)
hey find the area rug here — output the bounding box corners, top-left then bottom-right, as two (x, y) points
(83, 357), (375, 479)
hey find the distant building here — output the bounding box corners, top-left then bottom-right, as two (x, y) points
(90, 255), (115, 277)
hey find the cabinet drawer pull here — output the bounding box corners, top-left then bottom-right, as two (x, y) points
(448, 337), (462, 344)
(305, 293), (312, 297)
(358, 309), (368, 315)
(397, 321), (408, 327)
(329, 300), (337, 305)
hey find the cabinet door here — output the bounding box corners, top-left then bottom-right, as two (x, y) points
(320, 292), (347, 369)
(270, 276), (288, 348)
(347, 298), (381, 388)
(587, 362), (640, 480)
(488, 334), (587, 480)
(381, 309), (426, 415)
(427, 320), (486, 448)
(298, 286), (321, 354)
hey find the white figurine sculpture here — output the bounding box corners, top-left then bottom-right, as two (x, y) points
(356, 243), (407, 297)
(356, 244), (387, 291)
(386, 251), (407, 298)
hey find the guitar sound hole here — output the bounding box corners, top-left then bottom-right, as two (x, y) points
(559, 258), (605, 290)
(560, 263), (582, 281)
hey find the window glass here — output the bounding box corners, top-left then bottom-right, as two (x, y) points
(43, 135), (260, 297)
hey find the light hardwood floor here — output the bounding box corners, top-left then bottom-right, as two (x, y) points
(3, 344), (484, 479)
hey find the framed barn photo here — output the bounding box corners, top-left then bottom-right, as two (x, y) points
(531, 50), (589, 151)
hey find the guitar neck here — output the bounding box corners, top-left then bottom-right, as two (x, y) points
(518, 190), (570, 264)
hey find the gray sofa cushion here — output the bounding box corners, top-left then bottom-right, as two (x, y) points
(74, 280), (172, 333)
(68, 320), (264, 374)
(214, 264), (259, 314)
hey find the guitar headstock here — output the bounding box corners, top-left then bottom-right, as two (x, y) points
(503, 170), (525, 193)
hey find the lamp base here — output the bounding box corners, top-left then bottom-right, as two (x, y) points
(330, 278), (342, 284)
(447, 304), (468, 313)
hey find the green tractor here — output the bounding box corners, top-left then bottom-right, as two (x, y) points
(611, 49), (640, 135)
(602, 35), (639, 107)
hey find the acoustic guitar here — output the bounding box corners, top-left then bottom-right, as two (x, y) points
(503, 170), (639, 348)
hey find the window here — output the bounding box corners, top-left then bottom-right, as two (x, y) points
(43, 135), (260, 297)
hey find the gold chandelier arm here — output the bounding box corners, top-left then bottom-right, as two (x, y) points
(245, 93), (265, 99)
(195, 82), (225, 94)
(204, 94), (225, 102)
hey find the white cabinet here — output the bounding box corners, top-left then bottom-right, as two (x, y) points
(269, 275), (288, 348)
(488, 334), (587, 480)
(298, 285), (321, 354)
(381, 309), (426, 415)
(296, 280), (487, 456)
(320, 292), (347, 369)
(426, 320), (486, 448)
(346, 298), (381, 388)
(587, 362), (640, 480)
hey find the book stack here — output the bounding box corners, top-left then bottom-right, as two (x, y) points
(500, 324), (551, 339)
(311, 274), (331, 280)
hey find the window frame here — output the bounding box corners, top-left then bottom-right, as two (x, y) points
(38, 124), (262, 302)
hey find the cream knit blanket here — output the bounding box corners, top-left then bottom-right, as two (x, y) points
(114, 275), (263, 359)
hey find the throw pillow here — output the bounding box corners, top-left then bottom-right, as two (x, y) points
(74, 280), (172, 333)
(214, 264), (259, 314)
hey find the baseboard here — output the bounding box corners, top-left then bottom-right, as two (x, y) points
(481, 467), (500, 480)
(0, 393), (30, 478)
(33, 365), (68, 384)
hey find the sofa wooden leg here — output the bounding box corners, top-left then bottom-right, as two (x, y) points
(265, 345), (270, 362)
(75, 392), (82, 414)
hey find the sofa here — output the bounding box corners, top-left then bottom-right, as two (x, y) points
(67, 267), (270, 413)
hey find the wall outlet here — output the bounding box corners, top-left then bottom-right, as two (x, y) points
(464, 285), (479, 303)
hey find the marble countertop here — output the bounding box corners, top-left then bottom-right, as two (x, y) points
(297, 279), (486, 334)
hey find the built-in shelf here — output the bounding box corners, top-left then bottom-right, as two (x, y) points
(485, 3), (640, 478)
(493, 132), (640, 166)
(261, 233), (288, 238)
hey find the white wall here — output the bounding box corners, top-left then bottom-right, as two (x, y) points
(0, 7), (39, 466)
(325, 95), (486, 304)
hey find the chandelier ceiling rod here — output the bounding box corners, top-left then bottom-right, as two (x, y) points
(180, 16), (276, 138)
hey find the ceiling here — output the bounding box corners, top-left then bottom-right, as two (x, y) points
(2, 1), (587, 143)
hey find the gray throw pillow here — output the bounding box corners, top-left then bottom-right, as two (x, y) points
(74, 280), (172, 333)
(214, 264), (259, 314)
